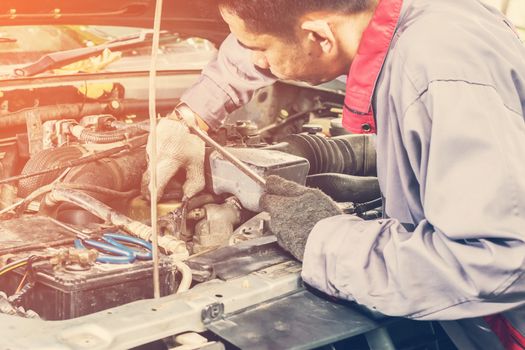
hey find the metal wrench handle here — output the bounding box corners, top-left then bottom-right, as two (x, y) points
(170, 105), (267, 187)
(189, 124), (267, 187)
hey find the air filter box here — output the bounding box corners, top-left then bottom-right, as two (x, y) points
(206, 148), (309, 212)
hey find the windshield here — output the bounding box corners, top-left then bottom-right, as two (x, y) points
(0, 25), (217, 75)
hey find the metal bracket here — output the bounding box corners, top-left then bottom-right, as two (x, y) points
(202, 302), (224, 324)
(25, 109), (43, 155)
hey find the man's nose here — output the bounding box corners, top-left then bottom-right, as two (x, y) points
(252, 51), (270, 70)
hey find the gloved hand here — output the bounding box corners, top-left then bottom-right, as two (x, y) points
(260, 175), (342, 261)
(141, 114), (205, 202)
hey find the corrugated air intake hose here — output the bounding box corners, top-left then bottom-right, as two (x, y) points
(306, 173), (380, 203)
(18, 146), (85, 198)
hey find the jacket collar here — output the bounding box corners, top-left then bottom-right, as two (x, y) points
(342, 0), (404, 134)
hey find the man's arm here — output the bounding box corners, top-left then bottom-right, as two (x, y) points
(144, 34), (276, 200)
(180, 34), (277, 130)
(302, 81), (525, 320)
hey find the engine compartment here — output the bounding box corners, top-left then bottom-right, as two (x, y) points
(0, 74), (381, 321)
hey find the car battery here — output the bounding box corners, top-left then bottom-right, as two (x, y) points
(0, 216), (178, 320)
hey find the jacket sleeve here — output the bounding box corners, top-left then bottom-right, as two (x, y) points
(302, 80), (525, 320)
(180, 34), (277, 130)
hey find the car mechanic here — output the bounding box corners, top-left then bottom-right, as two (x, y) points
(142, 0), (525, 348)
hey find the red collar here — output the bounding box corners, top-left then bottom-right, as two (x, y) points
(342, 0), (404, 134)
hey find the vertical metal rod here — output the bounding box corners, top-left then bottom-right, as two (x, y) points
(148, 0), (163, 299)
(501, 0), (511, 15)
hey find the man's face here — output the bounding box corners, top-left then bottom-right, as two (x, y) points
(220, 8), (350, 85)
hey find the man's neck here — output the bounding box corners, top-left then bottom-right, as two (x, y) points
(336, 9), (377, 70)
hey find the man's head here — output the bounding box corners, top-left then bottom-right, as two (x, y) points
(218, 0), (378, 84)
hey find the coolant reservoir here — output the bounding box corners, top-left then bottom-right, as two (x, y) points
(125, 196), (183, 222)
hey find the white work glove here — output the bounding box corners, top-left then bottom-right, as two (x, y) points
(141, 113), (205, 202)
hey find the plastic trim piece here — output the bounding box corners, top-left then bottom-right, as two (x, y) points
(0, 261), (302, 349)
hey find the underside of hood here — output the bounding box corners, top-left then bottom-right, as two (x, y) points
(0, 0), (229, 44)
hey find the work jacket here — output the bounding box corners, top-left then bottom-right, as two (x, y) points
(181, 0), (525, 348)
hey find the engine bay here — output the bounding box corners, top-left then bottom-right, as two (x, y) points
(0, 74), (381, 322)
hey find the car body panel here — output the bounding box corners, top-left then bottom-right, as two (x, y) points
(0, 0), (228, 44)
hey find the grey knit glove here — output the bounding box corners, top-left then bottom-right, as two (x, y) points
(142, 117), (205, 202)
(260, 175), (342, 261)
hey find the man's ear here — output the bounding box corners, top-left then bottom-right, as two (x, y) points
(301, 20), (336, 54)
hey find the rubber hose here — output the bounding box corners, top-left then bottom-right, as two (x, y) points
(355, 198), (383, 215)
(0, 99), (182, 129)
(174, 261), (192, 293)
(0, 103), (106, 129)
(306, 173), (381, 203)
(187, 193), (222, 211)
(333, 134), (377, 176)
(77, 123), (147, 144)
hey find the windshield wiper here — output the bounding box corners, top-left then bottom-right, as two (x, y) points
(13, 30), (174, 77)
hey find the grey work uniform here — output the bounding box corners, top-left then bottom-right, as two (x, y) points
(181, 0), (525, 348)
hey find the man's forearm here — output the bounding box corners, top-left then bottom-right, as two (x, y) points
(180, 34), (276, 130)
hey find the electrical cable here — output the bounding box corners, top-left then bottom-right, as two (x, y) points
(0, 259), (29, 277)
(15, 270), (29, 294)
(0, 238), (75, 257)
(8, 255), (40, 307)
(355, 197), (383, 216)
(174, 261), (192, 293)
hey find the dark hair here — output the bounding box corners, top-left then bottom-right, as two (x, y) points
(217, 0), (375, 38)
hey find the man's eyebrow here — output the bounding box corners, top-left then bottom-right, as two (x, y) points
(237, 39), (262, 51)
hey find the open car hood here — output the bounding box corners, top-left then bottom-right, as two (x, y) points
(0, 0), (229, 44)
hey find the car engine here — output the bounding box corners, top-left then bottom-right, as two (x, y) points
(0, 78), (380, 322)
